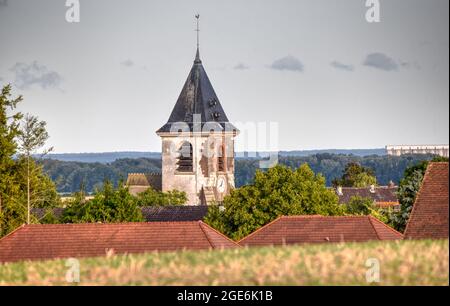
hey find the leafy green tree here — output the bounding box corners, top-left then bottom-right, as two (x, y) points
(17, 114), (53, 224)
(134, 188), (187, 206)
(0, 85), (60, 236)
(15, 157), (60, 209)
(390, 157), (448, 232)
(38, 208), (61, 224)
(0, 84), (23, 236)
(332, 162), (377, 187)
(205, 164), (345, 240)
(61, 181), (144, 223)
(345, 196), (388, 224)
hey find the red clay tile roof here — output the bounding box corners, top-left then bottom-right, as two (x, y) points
(238, 215), (403, 247)
(0, 221), (239, 263)
(404, 162), (449, 240)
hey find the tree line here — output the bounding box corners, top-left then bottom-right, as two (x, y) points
(1, 84), (446, 240)
(40, 153), (438, 193)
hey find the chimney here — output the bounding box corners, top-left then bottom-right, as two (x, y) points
(336, 186), (343, 196)
(388, 180), (395, 188)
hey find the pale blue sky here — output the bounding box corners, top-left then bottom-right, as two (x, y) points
(0, 0), (448, 153)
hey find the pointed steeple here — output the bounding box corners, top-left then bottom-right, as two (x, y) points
(156, 16), (237, 134)
(194, 47), (201, 64)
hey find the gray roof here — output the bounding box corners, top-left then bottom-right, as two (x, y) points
(157, 49), (237, 134)
(332, 186), (399, 205)
(31, 206), (208, 222)
(141, 205), (208, 222)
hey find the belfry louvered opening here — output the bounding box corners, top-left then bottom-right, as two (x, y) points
(177, 141), (193, 172)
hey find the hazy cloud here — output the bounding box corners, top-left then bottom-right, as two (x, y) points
(400, 61), (421, 70)
(330, 61), (354, 72)
(270, 55), (304, 72)
(120, 59), (134, 67)
(363, 53), (398, 71)
(234, 63), (250, 70)
(10, 61), (63, 90)
(0, 0), (7, 9)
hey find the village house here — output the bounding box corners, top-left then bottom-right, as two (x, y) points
(333, 183), (400, 210)
(238, 215), (403, 247)
(0, 221), (238, 263)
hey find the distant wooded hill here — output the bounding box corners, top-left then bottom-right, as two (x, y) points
(42, 149), (386, 164)
(40, 153), (435, 194)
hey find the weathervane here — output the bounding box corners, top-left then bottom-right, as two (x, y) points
(195, 14), (200, 49)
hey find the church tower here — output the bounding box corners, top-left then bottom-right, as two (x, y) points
(156, 16), (238, 205)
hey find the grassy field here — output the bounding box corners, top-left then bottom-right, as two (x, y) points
(0, 239), (448, 286)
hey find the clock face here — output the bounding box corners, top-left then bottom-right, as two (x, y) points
(217, 176), (226, 194)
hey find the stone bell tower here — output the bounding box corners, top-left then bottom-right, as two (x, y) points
(156, 16), (238, 205)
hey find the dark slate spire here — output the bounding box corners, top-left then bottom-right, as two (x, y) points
(194, 47), (201, 64)
(157, 16), (236, 134)
(156, 50), (234, 133)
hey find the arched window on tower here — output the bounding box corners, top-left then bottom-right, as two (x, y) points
(177, 141), (193, 172)
(218, 141), (226, 172)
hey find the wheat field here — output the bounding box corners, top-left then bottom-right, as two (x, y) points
(0, 239), (448, 286)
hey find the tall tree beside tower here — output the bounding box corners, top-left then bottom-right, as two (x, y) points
(0, 84), (59, 236)
(0, 85), (23, 234)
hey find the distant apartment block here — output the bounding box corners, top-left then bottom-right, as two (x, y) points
(386, 145), (449, 158)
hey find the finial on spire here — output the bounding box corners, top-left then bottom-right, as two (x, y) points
(194, 14), (201, 63)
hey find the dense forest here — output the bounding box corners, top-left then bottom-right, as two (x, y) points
(40, 153), (437, 193)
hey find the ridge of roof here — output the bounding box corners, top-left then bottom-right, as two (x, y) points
(198, 221), (215, 248)
(19, 221), (205, 227)
(367, 215), (403, 239)
(128, 172), (161, 176)
(198, 221), (241, 247)
(0, 223), (26, 243)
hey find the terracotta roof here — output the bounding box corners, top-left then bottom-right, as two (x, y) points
(334, 186), (398, 204)
(141, 206), (208, 222)
(0, 221), (238, 263)
(404, 162), (449, 239)
(238, 215), (403, 247)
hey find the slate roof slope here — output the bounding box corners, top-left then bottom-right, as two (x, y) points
(141, 206), (208, 222)
(238, 215), (403, 247)
(335, 186), (398, 204)
(31, 206), (209, 222)
(157, 49), (237, 134)
(0, 221), (238, 263)
(404, 162), (449, 239)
